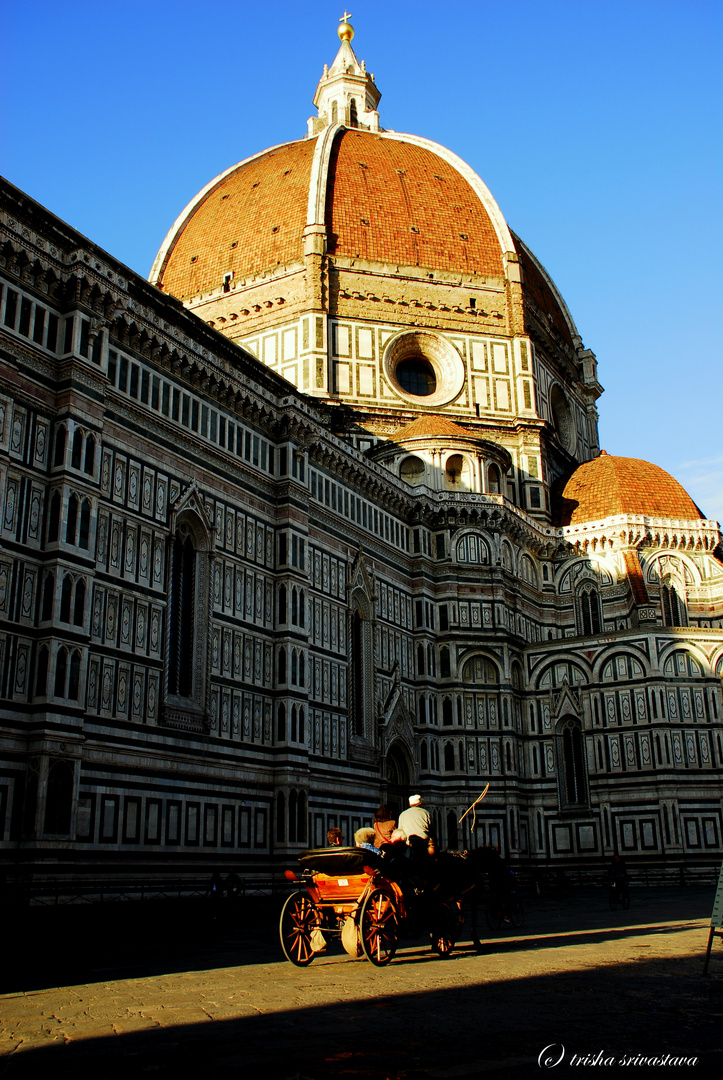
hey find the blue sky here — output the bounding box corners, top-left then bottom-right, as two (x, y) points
(5, 1), (722, 522)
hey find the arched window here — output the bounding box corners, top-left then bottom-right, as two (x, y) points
(298, 589), (305, 628)
(168, 533), (195, 697)
(458, 742), (465, 771)
(442, 697), (453, 726)
(41, 574), (54, 621)
(444, 742), (454, 772)
(417, 645), (425, 676)
(78, 499), (91, 549)
(71, 428), (83, 469)
(462, 656), (499, 685)
(445, 454), (469, 488)
(65, 494), (78, 544)
(349, 98), (358, 127)
(48, 491), (60, 543)
(60, 575), (73, 622)
(290, 705), (297, 742)
(418, 695), (426, 724)
(350, 607), (365, 736)
(291, 587), (298, 625)
(559, 719), (588, 806)
(421, 741), (428, 769)
(288, 790), (298, 843)
(54, 647), (68, 697)
(440, 646), (451, 679)
(84, 434), (95, 474)
(35, 645), (48, 697)
(73, 579), (85, 626)
(331, 99), (338, 123)
(291, 650), (298, 685)
(487, 464), (501, 494)
(400, 455), (425, 485)
(662, 581), (685, 627)
(428, 645), (436, 677)
(68, 650), (81, 700)
(297, 791), (306, 843)
(277, 647), (286, 684)
(579, 586), (602, 635)
(44, 760), (74, 835)
(298, 707), (305, 744)
(277, 703), (286, 742)
(53, 425), (66, 467)
(277, 583), (286, 624)
(276, 791), (285, 842)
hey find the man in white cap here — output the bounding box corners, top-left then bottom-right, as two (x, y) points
(397, 794), (434, 862)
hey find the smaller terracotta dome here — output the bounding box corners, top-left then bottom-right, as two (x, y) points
(394, 415), (473, 441)
(556, 452), (704, 525)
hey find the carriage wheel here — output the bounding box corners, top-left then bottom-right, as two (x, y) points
(360, 888), (398, 966)
(509, 898), (525, 928)
(431, 901), (459, 957)
(485, 900), (503, 932)
(279, 892), (319, 966)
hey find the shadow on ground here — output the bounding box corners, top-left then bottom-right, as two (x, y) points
(2, 949), (721, 1080)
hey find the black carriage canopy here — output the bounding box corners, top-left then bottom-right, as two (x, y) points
(298, 847), (381, 876)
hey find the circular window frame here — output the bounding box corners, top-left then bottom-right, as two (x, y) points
(383, 331), (465, 408)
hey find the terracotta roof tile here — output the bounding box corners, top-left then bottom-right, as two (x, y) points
(395, 415), (473, 440)
(326, 131), (504, 275)
(556, 452), (704, 525)
(160, 139), (316, 298)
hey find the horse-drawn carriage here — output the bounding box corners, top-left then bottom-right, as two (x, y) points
(279, 845), (508, 966)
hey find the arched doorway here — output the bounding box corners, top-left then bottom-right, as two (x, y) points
(385, 742), (412, 821)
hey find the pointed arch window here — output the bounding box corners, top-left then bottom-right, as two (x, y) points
(41, 574), (54, 621)
(444, 742), (454, 772)
(168, 532), (196, 697)
(54, 647), (68, 697)
(71, 428), (83, 470)
(78, 499), (91, 549)
(35, 645), (49, 697)
(662, 580), (686, 627)
(558, 718), (588, 807)
(68, 650), (81, 700)
(73, 579), (86, 626)
(48, 491), (61, 543)
(277, 703), (286, 742)
(349, 98), (358, 127)
(65, 494), (78, 544)
(53, 425), (66, 467)
(288, 790), (298, 843)
(84, 434), (95, 474)
(579, 585), (602, 635)
(60, 575), (73, 622)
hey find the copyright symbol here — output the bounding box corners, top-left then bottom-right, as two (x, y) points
(538, 1044), (565, 1069)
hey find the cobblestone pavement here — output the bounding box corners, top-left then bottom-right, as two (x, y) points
(1, 886), (721, 1079)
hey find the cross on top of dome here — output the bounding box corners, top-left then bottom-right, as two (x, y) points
(307, 16), (382, 137)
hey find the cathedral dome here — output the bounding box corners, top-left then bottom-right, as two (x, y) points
(556, 452), (705, 525)
(151, 129), (512, 299)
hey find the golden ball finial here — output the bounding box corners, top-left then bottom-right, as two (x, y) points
(338, 11), (354, 42)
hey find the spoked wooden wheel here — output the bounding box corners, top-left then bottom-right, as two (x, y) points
(360, 888), (399, 966)
(431, 900), (459, 957)
(279, 891), (319, 966)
